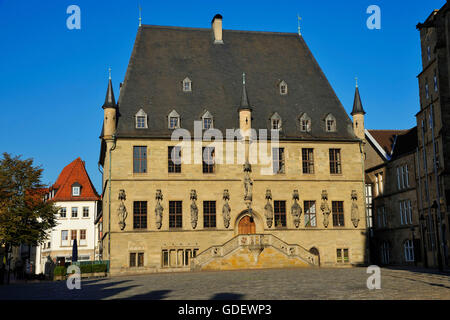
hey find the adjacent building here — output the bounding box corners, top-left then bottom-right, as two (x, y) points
(98, 14), (369, 275)
(34, 158), (101, 274)
(416, 2), (450, 269)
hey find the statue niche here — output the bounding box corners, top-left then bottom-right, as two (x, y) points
(222, 189), (231, 228)
(264, 189), (274, 228)
(291, 190), (302, 228)
(117, 189), (127, 230)
(155, 189), (164, 229)
(320, 190), (331, 228)
(190, 190), (198, 229)
(351, 190), (360, 228)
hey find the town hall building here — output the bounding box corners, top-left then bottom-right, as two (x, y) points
(98, 14), (368, 275)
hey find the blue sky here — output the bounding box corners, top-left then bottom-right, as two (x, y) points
(0, 0), (444, 191)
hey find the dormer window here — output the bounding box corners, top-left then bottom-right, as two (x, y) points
(182, 77), (192, 92)
(168, 110), (180, 129)
(202, 111), (213, 129)
(325, 114), (336, 132)
(271, 112), (282, 130)
(135, 109), (148, 129)
(279, 81), (288, 95)
(299, 113), (311, 132)
(72, 183), (81, 197)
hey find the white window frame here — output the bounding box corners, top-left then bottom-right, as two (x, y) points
(271, 112), (282, 131)
(135, 109), (148, 129)
(168, 110), (180, 129)
(72, 186), (80, 196)
(61, 230), (69, 247)
(82, 206), (89, 218)
(279, 80), (288, 95)
(404, 165), (409, 187)
(182, 77), (192, 92)
(404, 240), (415, 262)
(201, 111), (213, 130)
(325, 114), (336, 132)
(299, 113), (311, 133)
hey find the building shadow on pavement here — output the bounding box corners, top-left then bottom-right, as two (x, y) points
(210, 292), (244, 300)
(123, 289), (172, 300)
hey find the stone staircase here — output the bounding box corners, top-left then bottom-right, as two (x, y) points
(191, 234), (319, 271)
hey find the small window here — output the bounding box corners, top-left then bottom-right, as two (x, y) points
(329, 149), (342, 174)
(302, 148), (314, 174)
(404, 240), (415, 262)
(337, 248), (349, 263)
(138, 253), (144, 267)
(274, 200), (286, 227)
(71, 207), (78, 218)
(304, 201), (316, 227)
(60, 207), (67, 218)
(203, 201), (216, 228)
(133, 146), (147, 173)
(272, 147), (285, 174)
(434, 70), (438, 92)
(427, 46), (431, 61)
(61, 230), (69, 246)
(325, 114), (336, 132)
(271, 112), (281, 131)
(182, 77), (192, 92)
(130, 253), (136, 267)
(80, 230), (86, 246)
(71, 230), (77, 243)
(332, 201), (344, 227)
(299, 113), (311, 132)
(202, 111), (213, 130)
(425, 82), (429, 99)
(202, 147), (215, 173)
(169, 201), (182, 228)
(72, 186), (80, 196)
(83, 207), (89, 218)
(133, 201), (147, 229)
(168, 110), (180, 129)
(168, 146), (182, 173)
(135, 109), (148, 129)
(279, 80), (287, 95)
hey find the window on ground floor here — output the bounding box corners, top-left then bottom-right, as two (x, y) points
(336, 248), (349, 263)
(161, 248), (198, 268)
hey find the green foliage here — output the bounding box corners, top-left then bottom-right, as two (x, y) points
(0, 153), (58, 248)
(79, 264), (92, 274)
(92, 263), (107, 273)
(54, 266), (67, 276)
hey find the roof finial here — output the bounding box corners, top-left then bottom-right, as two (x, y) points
(108, 67), (111, 80)
(355, 76), (358, 88)
(243, 72), (246, 85)
(138, 3), (142, 27)
(297, 14), (302, 36)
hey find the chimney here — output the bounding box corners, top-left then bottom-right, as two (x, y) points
(211, 14), (223, 44)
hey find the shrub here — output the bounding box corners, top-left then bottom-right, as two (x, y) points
(53, 266), (66, 276)
(92, 264), (107, 273)
(80, 264), (93, 274)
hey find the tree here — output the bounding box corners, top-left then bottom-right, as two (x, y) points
(0, 153), (58, 284)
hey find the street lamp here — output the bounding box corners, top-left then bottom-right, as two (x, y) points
(431, 200), (443, 271)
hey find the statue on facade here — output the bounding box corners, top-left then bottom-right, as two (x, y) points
(117, 189), (127, 230)
(351, 190), (360, 228)
(291, 189), (302, 228)
(243, 162), (253, 202)
(320, 190), (331, 228)
(190, 190), (198, 229)
(264, 189), (274, 228)
(222, 189), (231, 228)
(155, 189), (163, 229)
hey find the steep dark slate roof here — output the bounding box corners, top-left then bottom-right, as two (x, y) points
(351, 86), (365, 115)
(102, 78), (116, 109)
(115, 24), (357, 141)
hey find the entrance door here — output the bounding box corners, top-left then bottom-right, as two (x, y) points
(238, 216), (256, 234)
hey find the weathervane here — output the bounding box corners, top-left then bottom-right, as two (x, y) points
(139, 3), (142, 27)
(108, 67), (111, 80)
(243, 72), (246, 85)
(297, 14), (302, 36)
(355, 77), (358, 88)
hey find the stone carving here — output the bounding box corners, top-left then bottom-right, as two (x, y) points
(117, 189), (127, 230)
(264, 189), (274, 228)
(155, 189), (163, 229)
(190, 190), (198, 229)
(243, 162), (253, 202)
(320, 190), (331, 228)
(291, 190), (302, 228)
(222, 189), (231, 228)
(351, 190), (360, 228)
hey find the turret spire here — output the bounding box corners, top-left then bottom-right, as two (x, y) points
(239, 72), (251, 110)
(102, 71), (116, 109)
(351, 80), (365, 115)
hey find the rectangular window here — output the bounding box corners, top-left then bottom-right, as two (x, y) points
(329, 149), (342, 174)
(304, 201), (316, 227)
(169, 117), (179, 129)
(133, 146), (147, 173)
(302, 148), (314, 174)
(71, 207), (78, 218)
(138, 253), (144, 267)
(129, 253), (136, 267)
(169, 201), (183, 228)
(425, 83), (429, 99)
(80, 229), (86, 246)
(397, 167), (401, 190)
(136, 116), (146, 128)
(400, 166), (405, 188)
(408, 200), (412, 224)
(168, 146), (182, 173)
(133, 201), (147, 229)
(203, 201), (216, 228)
(203, 118), (212, 130)
(71, 230), (77, 243)
(202, 147), (215, 173)
(337, 248), (349, 263)
(83, 207), (89, 218)
(274, 200), (287, 227)
(162, 250), (169, 267)
(273, 148), (285, 174)
(326, 120), (335, 132)
(332, 201), (344, 227)
(399, 201), (404, 225)
(60, 207), (67, 218)
(61, 230), (69, 246)
(434, 70), (438, 92)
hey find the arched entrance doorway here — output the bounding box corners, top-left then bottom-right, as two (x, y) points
(309, 247), (320, 266)
(238, 216), (256, 234)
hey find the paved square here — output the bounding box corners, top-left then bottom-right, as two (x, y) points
(0, 267), (449, 300)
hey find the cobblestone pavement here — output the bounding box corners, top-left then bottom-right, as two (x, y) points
(0, 267), (449, 300)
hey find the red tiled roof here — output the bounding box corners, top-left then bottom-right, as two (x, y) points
(368, 130), (408, 156)
(50, 158), (100, 201)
